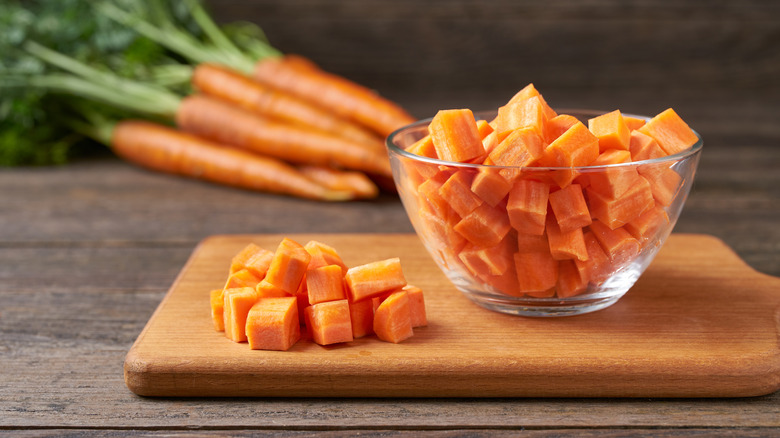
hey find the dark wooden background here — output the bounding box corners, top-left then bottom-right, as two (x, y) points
(2, 0), (779, 436)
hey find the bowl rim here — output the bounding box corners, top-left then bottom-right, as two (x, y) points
(385, 108), (703, 171)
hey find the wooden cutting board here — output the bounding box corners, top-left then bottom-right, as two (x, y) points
(124, 233), (780, 398)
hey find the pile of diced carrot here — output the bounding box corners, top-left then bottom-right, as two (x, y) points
(402, 84), (699, 299)
(209, 238), (427, 351)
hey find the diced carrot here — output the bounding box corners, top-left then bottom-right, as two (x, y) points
(471, 167), (513, 207)
(585, 176), (655, 229)
(304, 240), (347, 271)
(345, 257), (407, 303)
(265, 238), (312, 294)
(306, 264), (346, 305)
(556, 260), (588, 298)
(586, 150), (643, 200)
(506, 179), (550, 235)
(514, 251), (559, 294)
(488, 127), (545, 181)
(439, 170), (484, 217)
(505, 83), (558, 119)
(574, 231), (612, 285)
(305, 299), (354, 345)
(495, 96), (548, 138)
(638, 108), (698, 156)
(629, 130), (666, 162)
(230, 243), (263, 274)
(458, 237), (514, 278)
(589, 220), (641, 267)
(293, 279), (310, 326)
(548, 183), (592, 233)
(406, 135), (437, 158)
(453, 202), (512, 247)
(546, 216), (588, 262)
(588, 110), (631, 152)
(246, 296), (301, 351)
(637, 163), (682, 207)
(417, 169), (456, 215)
(525, 287), (557, 298)
(402, 285), (428, 327)
(224, 268), (262, 289)
(429, 109), (486, 163)
(373, 291), (414, 344)
(348, 298), (375, 338)
(591, 149), (632, 166)
(223, 287), (259, 343)
(255, 279), (290, 299)
(478, 262), (522, 297)
(210, 289), (225, 331)
(539, 121), (599, 187)
(623, 115), (647, 131)
(544, 114), (579, 144)
(481, 130), (501, 155)
(625, 205), (670, 243)
(517, 232), (551, 253)
(475, 119), (494, 139)
(243, 247), (274, 279)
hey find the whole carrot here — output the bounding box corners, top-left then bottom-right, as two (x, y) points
(298, 165), (380, 200)
(175, 94), (393, 177)
(111, 120), (355, 201)
(192, 63), (384, 151)
(253, 55), (417, 138)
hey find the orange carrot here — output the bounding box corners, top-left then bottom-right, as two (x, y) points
(297, 165), (379, 200)
(111, 120), (357, 201)
(548, 183), (592, 233)
(253, 54), (417, 138)
(589, 220), (641, 266)
(487, 127), (545, 181)
(637, 163), (682, 207)
(224, 268), (262, 290)
(623, 115), (647, 131)
(306, 265), (346, 305)
(230, 243), (264, 274)
(304, 240), (347, 271)
(556, 260), (588, 298)
(264, 238), (311, 295)
(255, 279), (290, 299)
(544, 114), (579, 144)
(505, 83), (558, 119)
(471, 168), (513, 207)
(192, 63), (384, 150)
(373, 291), (414, 344)
(638, 108), (699, 156)
(210, 289), (225, 331)
(625, 205), (670, 243)
(546, 215), (589, 262)
(223, 287), (259, 343)
(629, 130), (666, 162)
(507, 179), (550, 235)
(495, 96), (549, 138)
(175, 94), (393, 177)
(428, 109), (486, 163)
(584, 150), (640, 199)
(305, 299), (354, 345)
(439, 170), (484, 217)
(402, 285), (428, 328)
(246, 296), (301, 351)
(243, 248), (275, 279)
(514, 251), (559, 294)
(574, 231), (612, 285)
(588, 110), (631, 152)
(585, 176), (655, 229)
(458, 239), (514, 278)
(454, 202), (512, 247)
(345, 258), (407, 303)
(348, 298), (375, 338)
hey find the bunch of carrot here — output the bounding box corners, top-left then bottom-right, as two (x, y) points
(211, 238), (427, 351)
(400, 84), (699, 299)
(13, 1), (417, 201)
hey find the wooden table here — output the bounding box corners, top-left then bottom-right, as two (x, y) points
(2, 0), (779, 435)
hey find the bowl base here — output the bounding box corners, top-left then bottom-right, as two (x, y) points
(462, 291), (624, 317)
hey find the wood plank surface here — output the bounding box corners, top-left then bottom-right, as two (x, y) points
(124, 233), (780, 398)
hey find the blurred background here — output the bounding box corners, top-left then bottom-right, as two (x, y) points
(208, 0), (780, 148)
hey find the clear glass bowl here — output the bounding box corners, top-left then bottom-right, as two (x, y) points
(386, 109), (702, 317)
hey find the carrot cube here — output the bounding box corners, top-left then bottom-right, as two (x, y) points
(588, 110), (631, 152)
(305, 299), (354, 345)
(548, 183), (592, 233)
(544, 114), (579, 144)
(546, 217), (588, 262)
(224, 268), (262, 290)
(488, 127), (545, 181)
(417, 170), (457, 219)
(623, 115), (647, 131)
(243, 248), (274, 279)
(306, 264), (346, 305)
(402, 285), (428, 328)
(373, 291), (414, 344)
(304, 240), (347, 271)
(629, 130), (666, 162)
(406, 134), (437, 158)
(638, 164), (682, 207)
(638, 108), (698, 156)
(345, 257), (407, 303)
(556, 260), (588, 298)
(471, 168), (513, 206)
(507, 179), (550, 235)
(517, 232), (550, 253)
(586, 149), (640, 199)
(539, 121), (600, 168)
(589, 221), (641, 267)
(246, 296), (301, 351)
(495, 96), (549, 138)
(514, 251), (559, 294)
(255, 279), (290, 299)
(348, 298), (375, 338)
(223, 287), (259, 343)
(429, 109), (486, 163)
(439, 170), (484, 217)
(453, 202), (512, 247)
(585, 177), (655, 229)
(230, 243), (263, 274)
(574, 231), (612, 285)
(458, 238), (514, 278)
(625, 205), (670, 243)
(210, 289), (225, 331)
(475, 119), (494, 139)
(505, 83), (558, 119)
(265, 238), (311, 294)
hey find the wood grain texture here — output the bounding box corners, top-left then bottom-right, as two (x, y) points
(124, 233), (780, 398)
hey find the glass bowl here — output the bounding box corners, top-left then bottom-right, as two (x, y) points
(386, 109), (702, 317)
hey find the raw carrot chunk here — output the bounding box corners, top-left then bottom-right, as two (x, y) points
(629, 130), (666, 162)
(514, 251), (559, 294)
(625, 205), (670, 243)
(475, 119), (494, 139)
(505, 83), (558, 119)
(265, 238), (311, 294)
(544, 114), (579, 144)
(345, 258), (407, 303)
(517, 232), (551, 253)
(305, 299), (354, 345)
(210, 289), (225, 331)
(230, 243), (264, 274)
(488, 127), (545, 181)
(548, 184), (592, 232)
(539, 121), (600, 168)
(439, 170), (484, 217)
(453, 202), (512, 247)
(585, 149), (639, 199)
(638, 108), (698, 156)
(585, 176), (655, 229)
(255, 279), (290, 299)
(348, 298), (375, 338)
(588, 110), (631, 152)
(406, 134), (437, 158)
(373, 291), (414, 344)
(556, 260), (588, 298)
(223, 287), (259, 343)
(243, 248), (274, 279)
(246, 296), (301, 351)
(306, 264), (346, 305)
(417, 170), (457, 218)
(495, 96), (548, 138)
(637, 163), (682, 207)
(471, 168), (513, 206)
(623, 115), (647, 131)
(507, 179), (550, 235)
(546, 216), (588, 262)
(429, 109), (486, 163)
(304, 240), (347, 271)
(589, 220), (641, 266)
(224, 268), (263, 289)
(574, 231), (612, 285)
(294, 280), (310, 326)
(458, 238), (514, 278)
(402, 285), (428, 327)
